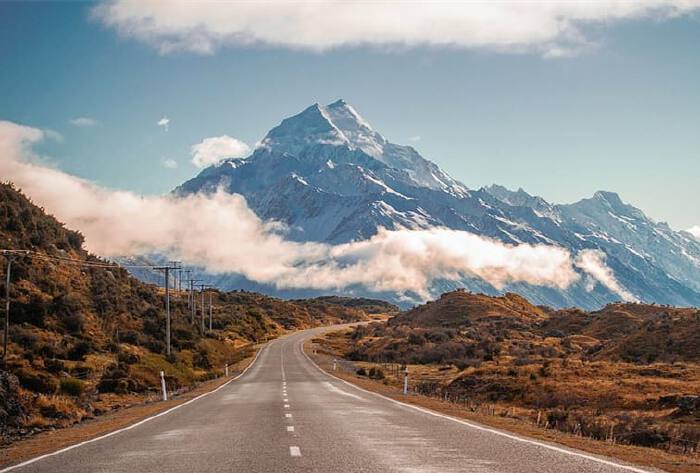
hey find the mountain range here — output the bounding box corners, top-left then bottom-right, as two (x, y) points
(174, 100), (700, 309)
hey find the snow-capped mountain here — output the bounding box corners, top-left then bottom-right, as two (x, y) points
(176, 100), (700, 309)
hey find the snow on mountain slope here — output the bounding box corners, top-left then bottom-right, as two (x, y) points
(175, 100), (700, 309)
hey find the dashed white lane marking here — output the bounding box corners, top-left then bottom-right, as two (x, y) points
(284, 404), (290, 409)
(289, 446), (302, 457)
(281, 346), (286, 382)
(285, 413), (293, 418)
(284, 398), (289, 402)
(287, 426), (295, 432)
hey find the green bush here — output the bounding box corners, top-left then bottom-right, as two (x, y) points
(356, 367), (367, 376)
(60, 377), (84, 396)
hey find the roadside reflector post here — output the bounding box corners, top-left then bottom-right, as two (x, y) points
(403, 367), (409, 395)
(333, 359), (337, 371)
(160, 370), (168, 401)
(225, 363), (229, 377)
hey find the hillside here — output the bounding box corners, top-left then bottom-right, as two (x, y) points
(334, 290), (700, 454)
(0, 182), (379, 443)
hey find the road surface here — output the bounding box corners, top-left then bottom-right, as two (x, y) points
(3, 327), (656, 473)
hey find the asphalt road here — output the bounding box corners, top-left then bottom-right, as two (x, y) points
(3, 327), (657, 473)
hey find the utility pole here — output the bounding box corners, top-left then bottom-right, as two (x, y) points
(189, 279), (201, 325)
(2, 252), (14, 364)
(208, 290), (214, 331)
(1, 250), (27, 364)
(198, 284), (212, 332)
(155, 261), (181, 357)
(184, 270), (193, 308)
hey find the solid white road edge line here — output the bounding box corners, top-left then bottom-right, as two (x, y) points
(0, 341), (271, 473)
(299, 335), (656, 473)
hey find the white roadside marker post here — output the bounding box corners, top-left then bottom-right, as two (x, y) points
(160, 370), (168, 401)
(403, 367), (409, 395)
(225, 363), (229, 377)
(333, 359), (337, 371)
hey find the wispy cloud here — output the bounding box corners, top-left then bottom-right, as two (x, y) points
(191, 135), (250, 168)
(70, 117), (99, 128)
(92, 1), (700, 57)
(161, 158), (178, 169)
(408, 135), (421, 142)
(0, 119), (609, 300)
(157, 116), (170, 131)
(575, 249), (638, 302)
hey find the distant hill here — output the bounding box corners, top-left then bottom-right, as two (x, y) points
(349, 289), (700, 366)
(390, 290), (546, 328)
(0, 182), (376, 443)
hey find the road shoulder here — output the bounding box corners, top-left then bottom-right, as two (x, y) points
(0, 347), (262, 469)
(304, 331), (699, 473)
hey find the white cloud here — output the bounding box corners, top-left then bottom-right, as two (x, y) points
(575, 249), (638, 302)
(70, 117), (99, 128)
(408, 135), (421, 142)
(0, 119), (602, 300)
(157, 116), (170, 131)
(191, 135), (250, 168)
(161, 158), (178, 169)
(91, 1), (700, 57)
(687, 226), (700, 239)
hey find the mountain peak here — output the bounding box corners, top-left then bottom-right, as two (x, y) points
(593, 190), (622, 203)
(259, 100), (384, 159)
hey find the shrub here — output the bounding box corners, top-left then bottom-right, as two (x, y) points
(356, 367), (367, 376)
(118, 329), (141, 345)
(15, 369), (58, 394)
(408, 332), (426, 345)
(62, 313), (85, 334)
(117, 352), (140, 365)
(368, 367), (385, 380)
(59, 377), (84, 396)
(67, 340), (91, 361)
(44, 358), (65, 374)
(193, 348), (211, 369)
(97, 364), (130, 394)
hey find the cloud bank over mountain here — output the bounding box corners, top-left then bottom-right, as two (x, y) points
(0, 119), (619, 300)
(92, 1), (700, 57)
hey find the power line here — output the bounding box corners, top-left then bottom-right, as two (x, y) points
(0, 249), (156, 269)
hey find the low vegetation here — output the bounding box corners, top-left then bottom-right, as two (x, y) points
(334, 289), (700, 457)
(0, 182), (393, 444)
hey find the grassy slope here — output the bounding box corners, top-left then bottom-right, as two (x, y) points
(0, 182), (392, 443)
(340, 289), (700, 459)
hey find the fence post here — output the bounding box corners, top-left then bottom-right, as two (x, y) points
(160, 371), (168, 401)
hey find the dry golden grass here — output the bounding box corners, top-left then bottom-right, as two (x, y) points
(312, 329), (700, 473)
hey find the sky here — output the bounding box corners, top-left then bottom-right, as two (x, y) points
(0, 1), (699, 231)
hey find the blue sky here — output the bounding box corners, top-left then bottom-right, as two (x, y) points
(1, 1), (698, 230)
